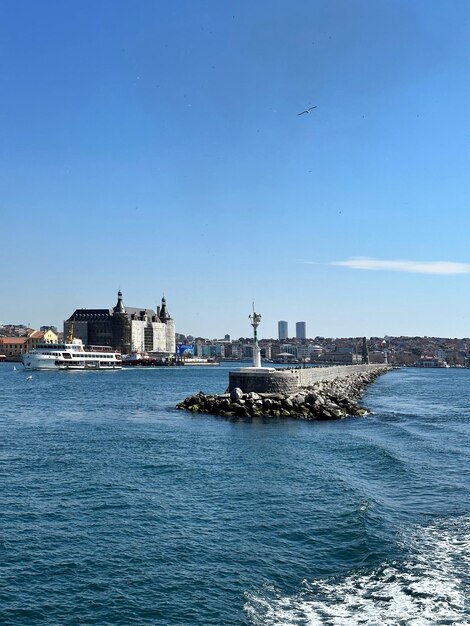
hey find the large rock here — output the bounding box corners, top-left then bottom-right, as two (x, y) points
(230, 387), (244, 402)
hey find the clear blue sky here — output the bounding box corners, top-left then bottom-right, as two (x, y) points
(1, 0), (470, 339)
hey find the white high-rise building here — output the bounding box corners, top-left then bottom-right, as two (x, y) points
(296, 321), (306, 339)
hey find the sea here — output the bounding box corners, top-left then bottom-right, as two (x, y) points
(1, 363), (469, 625)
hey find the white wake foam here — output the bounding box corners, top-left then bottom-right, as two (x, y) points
(245, 516), (470, 625)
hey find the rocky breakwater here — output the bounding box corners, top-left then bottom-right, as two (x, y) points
(176, 367), (391, 420)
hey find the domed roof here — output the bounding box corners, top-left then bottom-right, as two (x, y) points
(113, 290), (126, 313)
(159, 296), (171, 321)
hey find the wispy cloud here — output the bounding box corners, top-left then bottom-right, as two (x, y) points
(329, 257), (470, 275)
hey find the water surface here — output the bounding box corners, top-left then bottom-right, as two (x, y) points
(1, 364), (469, 624)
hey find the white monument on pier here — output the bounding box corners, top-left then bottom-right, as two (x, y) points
(239, 304), (274, 373)
(249, 306), (262, 368)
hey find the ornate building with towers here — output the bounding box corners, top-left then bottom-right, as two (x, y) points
(64, 291), (176, 355)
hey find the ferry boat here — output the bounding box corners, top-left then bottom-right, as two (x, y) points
(22, 338), (122, 371)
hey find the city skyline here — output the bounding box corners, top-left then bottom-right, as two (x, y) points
(2, 1), (470, 338)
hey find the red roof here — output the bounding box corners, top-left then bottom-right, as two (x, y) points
(0, 337), (27, 344)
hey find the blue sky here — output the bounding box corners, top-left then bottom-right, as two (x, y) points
(1, 0), (470, 339)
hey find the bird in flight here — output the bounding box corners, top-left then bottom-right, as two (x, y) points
(298, 105), (317, 116)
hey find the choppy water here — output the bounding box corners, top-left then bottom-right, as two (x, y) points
(1, 364), (469, 625)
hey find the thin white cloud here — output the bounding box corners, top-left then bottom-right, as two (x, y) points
(331, 257), (470, 275)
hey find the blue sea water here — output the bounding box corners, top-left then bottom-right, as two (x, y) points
(1, 363), (469, 625)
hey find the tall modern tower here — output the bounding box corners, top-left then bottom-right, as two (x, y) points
(278, 321), (288, 340)
(296, 321), (306, 339)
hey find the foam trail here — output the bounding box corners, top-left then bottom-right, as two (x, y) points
(245, 516), (470, 625)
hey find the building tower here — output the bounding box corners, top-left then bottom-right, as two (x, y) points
(296, 321), (306, 340)
(278, 320), (288, 340)
(112, 290), (132, 354)
(362, 337), (370, 364)
(159, 296), (170, 322)
(158, 296), (176, 354)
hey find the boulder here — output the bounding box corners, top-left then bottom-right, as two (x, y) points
(230, 387), (244, 402)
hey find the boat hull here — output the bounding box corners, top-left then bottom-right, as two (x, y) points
(22, 344), (122, 371)
(22, 355), (59, 370)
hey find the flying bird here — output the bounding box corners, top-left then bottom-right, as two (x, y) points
(298, 105), (317, 116)
(26, 375), (33, 381)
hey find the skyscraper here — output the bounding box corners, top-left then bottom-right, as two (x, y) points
(278, 320), (288, 340)
(296, 321), (306, 339)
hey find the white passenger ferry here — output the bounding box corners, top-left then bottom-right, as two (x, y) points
(22, 338), (122, 371)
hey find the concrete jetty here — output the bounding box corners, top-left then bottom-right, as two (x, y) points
(229, 364), (389, 394)
(177, 364), (392, 420)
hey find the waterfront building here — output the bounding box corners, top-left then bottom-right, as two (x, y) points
(26, 330), (45, 353)
(310, 345), (323, 359)
(194, 340), (226, 358)
(415, 356), (448, 368)
(0, 337), (27, 360)
(229, 341), (243, 358)
(202, 344), (225, 358)
(278, 320), (288, 340)
(296, 344), (310, 359)
(243, 345), (254, 359)
(259, 341), (271, 360)
(320, 350), (362, 364)
(280, 343), (296, 356)
(42, 328), (58, 343)
(296, 321), (306, 339)
(64, 291), (176, 355)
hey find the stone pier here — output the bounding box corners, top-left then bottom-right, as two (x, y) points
(229, 364), (388, 394)
(177, 364), (393, 420)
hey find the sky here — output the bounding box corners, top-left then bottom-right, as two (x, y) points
(1, 0), (470, 339)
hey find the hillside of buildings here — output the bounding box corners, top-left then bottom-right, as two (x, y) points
(2, 321), (469, 367)
(177, 333), (470, 367)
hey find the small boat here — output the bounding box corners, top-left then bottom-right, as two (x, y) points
(22, 338), (122, 371)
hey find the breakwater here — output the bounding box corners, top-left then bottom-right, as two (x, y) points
(177, 365), (391, 420)
(229, 363), (388, 393)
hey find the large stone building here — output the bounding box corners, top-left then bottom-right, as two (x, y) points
(64, 291), (176, 355)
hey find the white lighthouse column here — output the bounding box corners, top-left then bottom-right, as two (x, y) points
(249, 306), (262, 369)
(253, 342), (261, 368)
(238, 305), (274, 374)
